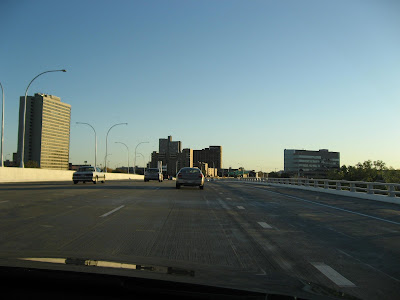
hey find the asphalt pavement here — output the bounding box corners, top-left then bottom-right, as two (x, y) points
(0, 179), (399, 299)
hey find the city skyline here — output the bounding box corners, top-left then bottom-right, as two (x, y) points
(1, 1), (400, 171)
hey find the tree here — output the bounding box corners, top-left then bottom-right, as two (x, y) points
(327, 160), (399, 183)
(383, 168), (400, 184)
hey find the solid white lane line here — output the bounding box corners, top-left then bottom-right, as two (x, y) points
(226, 197), (232, 200)
(0, 201), (9, 204)
(312, 262), (356, 287)
(99, 205), (125, 218)
(237, 206), (245, 210)
(337, 249), (400, 283)
(257, 221), (272, 229)
(244, 186), (400, 226)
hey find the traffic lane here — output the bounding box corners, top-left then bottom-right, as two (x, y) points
(210, 181), (400, 299)
(0, 180), (168, 254)
(235, 183), (400, 254)
(243, 182), (400, 223)
(0, 180), (290, 271)
(56, 181), (262, 270)
(0, 180), (268, 280)
(217, 182), (400, 267)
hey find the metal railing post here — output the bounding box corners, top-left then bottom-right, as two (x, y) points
(367, 183), (373, 194)
(388, 185), (395, 197)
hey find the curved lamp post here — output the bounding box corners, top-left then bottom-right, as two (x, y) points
(105, 123), (127, 173)
(76, 122), (97, 168)
(134, 141), (149, 174)
(20, 69), (66, 167)
(115, 141), (130, 174)
(136, 152), (146, 174)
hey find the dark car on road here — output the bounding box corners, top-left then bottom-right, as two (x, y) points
(176, 167), (205, 189)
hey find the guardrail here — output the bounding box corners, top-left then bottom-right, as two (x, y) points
(238, 177), (400, 198)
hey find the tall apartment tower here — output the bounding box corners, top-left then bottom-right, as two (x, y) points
(159, 135), (181, 154)
(17, 93), (71, 169)
(193, 146), (222, 169)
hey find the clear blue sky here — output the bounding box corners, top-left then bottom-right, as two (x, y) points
(1, 0), (399, 171)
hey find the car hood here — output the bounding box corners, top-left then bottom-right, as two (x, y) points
(0, 254), (361, 300)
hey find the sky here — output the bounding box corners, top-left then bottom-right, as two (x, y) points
(1, 0), (399, 171)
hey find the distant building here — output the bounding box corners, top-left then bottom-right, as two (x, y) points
(284, 149), (340, 178)
(17, 93), (71, 169)
(150, 136), (222, 176)
(150, 136), (192, 176)
(159, 136), (181, 155)
(193, 146), (222, 170)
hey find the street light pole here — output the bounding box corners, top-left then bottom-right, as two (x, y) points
(115, 142), (130, 174)
(105, 123), (128, 173)
(0, 81), (4, 167)
(134, 141), (149, 174)
(136, 153), (146, 174)
(76, 122), (97, 168)
(103, 154), (112, 171)
(20, 69), (66, 167)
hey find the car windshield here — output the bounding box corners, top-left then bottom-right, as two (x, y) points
(2, 1), (400, 299)
(78, 167), (95, 172)
(180, 168), (200, 174)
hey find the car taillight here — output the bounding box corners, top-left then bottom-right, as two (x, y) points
(199, 174), (203, 178)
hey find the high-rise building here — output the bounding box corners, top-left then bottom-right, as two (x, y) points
(284, 149), (340, 178)
(159, 135), (181, 155)
(193, 146), (222, 170)
(151, 136), (190, 176)
(17, 93), (71, 169)
(150, 136), (222, 176)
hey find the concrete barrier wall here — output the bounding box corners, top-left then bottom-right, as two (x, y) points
(0, 167), (143, 183)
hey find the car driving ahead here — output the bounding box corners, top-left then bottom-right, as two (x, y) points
(176, 167), (205, 189)
(144, 168), (163, 182)
(72, 166), (105, 184)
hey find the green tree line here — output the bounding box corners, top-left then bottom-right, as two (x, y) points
(327, 160), (400, 183)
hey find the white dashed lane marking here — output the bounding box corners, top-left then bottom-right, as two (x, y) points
(312, 262), (356, 287)
(257, 222), (272, 229)
(99, 205), (125, 218)
(237, 206), (245, 210)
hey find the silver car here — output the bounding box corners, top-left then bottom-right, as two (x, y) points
(73, 166), (105, 184)
(176, 167), (205, 189)
(144, 168), (163, 182)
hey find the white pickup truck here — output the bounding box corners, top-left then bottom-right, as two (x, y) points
(72, 166), (106, 184)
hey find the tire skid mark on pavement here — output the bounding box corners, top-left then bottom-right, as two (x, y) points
(210, 195), (294, 273)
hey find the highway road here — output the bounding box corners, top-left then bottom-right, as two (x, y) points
(0, 179), (399, 299)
